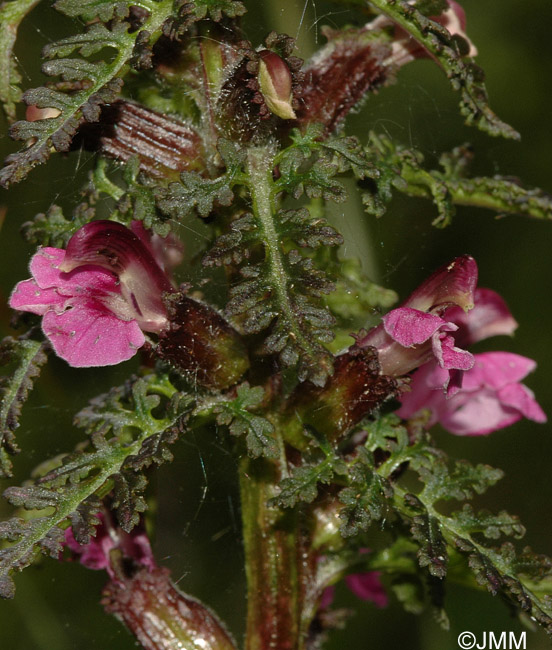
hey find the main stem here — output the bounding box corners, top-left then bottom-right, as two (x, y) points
(239, 147), (322, 649)
(239, 456), (318, 650)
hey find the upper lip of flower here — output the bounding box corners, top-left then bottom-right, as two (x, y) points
(59, 220), (174, 331)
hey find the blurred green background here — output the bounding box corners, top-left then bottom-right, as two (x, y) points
(1, 0), (552, 648)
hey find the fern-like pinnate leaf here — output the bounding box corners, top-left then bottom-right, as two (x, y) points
(239, 146), (341, 386)
(360, 416), (552, 629)
(0, 0), (177, 187)
(365, 134), (552, 225)
(215, 383), (278, 459)
(275, 411), (552, 629)
(156, 138), (245, 219)
(22, 202), (93, 247)
(185, 0), (246, 22)
(54, 0), (141, 21)
(0, 374), (193, 598)
(160, 136), (347, 385)
(0, 338), (48, 478)
(367, 0), (519, 140)
(0, 0), (41, 121)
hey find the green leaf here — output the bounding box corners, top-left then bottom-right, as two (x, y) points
(202, 213), (257, 267)
(278, 208), (343, 250)
(337, 446), (393, 537)
(272, 460), (335, 509)
(157, 170), (235, 219)
(21, 202), (92, 248)
(0, 0), (177, 187)
(112, 159), (172, 236)
(338, 477), (390, 537)
(165, 0), (246, 37)
(358, 416), (552, 630)
(54, 0), (133, 21)
(275, 130), (376, 203)
(0, 338), (48, 478)
(367, 0), (519, 139)
(0, 0), (41, 121)
(417, 458), (504, 503)
(407, 504), (448, 579)
(215, 383), (278, 459)
(450, 504), (525, 541)
(0, 374), (192, 597)
(364, 134), (552, 224)
(156, 139), (245, 219)
(190, 0), (246, 21)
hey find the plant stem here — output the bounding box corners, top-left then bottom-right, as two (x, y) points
(239, 454), (318, 650)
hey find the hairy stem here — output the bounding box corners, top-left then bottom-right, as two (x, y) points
(239, 452), (318, 650)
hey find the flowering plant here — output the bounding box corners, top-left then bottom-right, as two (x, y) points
(1, 1), (552, 649)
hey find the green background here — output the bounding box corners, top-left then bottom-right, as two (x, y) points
(1, 1), (552, 648)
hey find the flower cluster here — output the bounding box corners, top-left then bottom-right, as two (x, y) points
(396, 289), (547, 436)
(359, 256), (546, 436)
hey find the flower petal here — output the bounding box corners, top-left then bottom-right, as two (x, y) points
(433, 331), (474, 371)
(397, 352), (546, 436)
(404, 255), (477, 314)
(9, 278), (66, 315)
(345, 572), (388, 608)
(443, 288), (518, 346)
(461, 352), (536, 390)
(438, 389), (523, 436)
(29, 247), (66, 289)
(383, 308), (445, 346)
(498, 382), (547, 424)
(42, 302), (145, 367)
(60, 221), (172, 331)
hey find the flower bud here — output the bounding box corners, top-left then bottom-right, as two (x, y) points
(257, 50), (297, 120)
(157, 294), (249, 390)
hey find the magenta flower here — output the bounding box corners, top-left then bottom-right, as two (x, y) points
(321, 571), (388, 610)
(64, 514), (155, 581)
(319, 547), (388, 610)
(395, 288), (546, 435)
(396, 352), (546, 436)
(358, 255), (478, 393)
(9, 221), (174, 367)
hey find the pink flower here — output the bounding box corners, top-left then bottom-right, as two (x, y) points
(396, 288), (547, 435)
(64, 514), (155, 582)
(397, 352), (546, 436)
(358, 255), (478, 393)
(321, 571), (388, 609)
(9, 221), (174, 367)
(319, 547), (388, 610)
